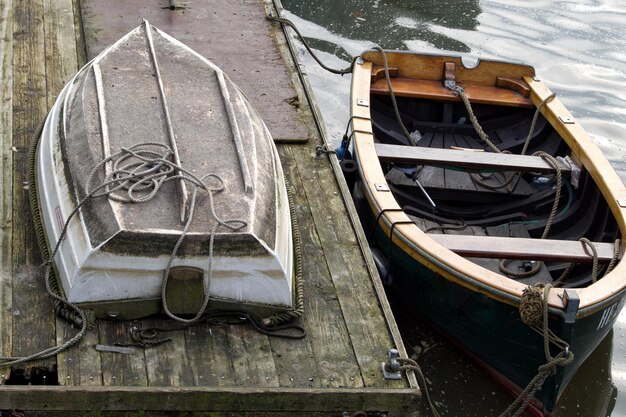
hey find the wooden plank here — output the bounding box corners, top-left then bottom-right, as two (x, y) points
(226, 325), (279, 388)
(0, 0), (13, 372)
(11, 0), (57, 374)
(181, 324), (235, 387)
(71, 0), (86, 67)
(267, 147), (321, 389)
(429, 234), (619, 263)
(415, 132), (445, 189)
(43, 0), (78, 107)
(97, 320), (148, 386)
(370, 77), (533, 108)
(278, 147), (364, 389)
(0, 385), (420, 412)
(376, 143), (572, 174)
(443, 133), (476, 191)
(363, 51), (535, 86)
(289, 141), (409, 390)
(56, 320), (102, 386)
(41, 0), (96, 385)
(143, 318), (187, 387)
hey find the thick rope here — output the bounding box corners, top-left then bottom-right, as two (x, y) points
(371, 45), (420, 146)
(385, 356), (441, 417)
(499, 151), (563, 278)
(261, 179), (305, 327)
(1, 122), (92, 367)
(267, 14), (357, 75)
(501, 284), (574, 417)
(451, 88), (556, 193)
(85, 142), (248, 325)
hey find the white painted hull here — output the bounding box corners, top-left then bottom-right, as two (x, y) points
(35, 23), (294, 318)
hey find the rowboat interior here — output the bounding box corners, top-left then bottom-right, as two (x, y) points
(355, 51), (623, 290)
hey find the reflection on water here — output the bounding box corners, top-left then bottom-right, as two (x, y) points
(281, 0), (626, 415)
(279, 0), (480, 51)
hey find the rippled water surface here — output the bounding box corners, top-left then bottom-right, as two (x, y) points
(279, 1), (626, 415)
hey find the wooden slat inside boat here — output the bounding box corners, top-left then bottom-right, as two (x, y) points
(350, 50), (626, 415)
(34, 22), (294, 320)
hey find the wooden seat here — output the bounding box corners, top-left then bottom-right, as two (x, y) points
(370, 77), (533, 108)
(428, 234), (619, 263)
(376, 143), (572, 175)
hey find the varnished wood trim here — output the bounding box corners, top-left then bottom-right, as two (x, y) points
(524, 76), (626, 309)
(354, 56), (626, 313)
(361, 50), (535, 85)
(370, 77), (532, 108)
(371, 64), (399, 82)
(496, 76), (530, 97)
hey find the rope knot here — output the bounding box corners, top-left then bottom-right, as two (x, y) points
(519, 284), (544, 327)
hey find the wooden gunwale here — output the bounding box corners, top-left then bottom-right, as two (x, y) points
(352, 53), (626, 315)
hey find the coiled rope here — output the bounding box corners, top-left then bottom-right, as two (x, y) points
(87, 142), (248, 325)
(11, 124), (305, 365)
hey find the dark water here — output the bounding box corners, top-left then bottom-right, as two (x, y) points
(279, 1), (626, 415)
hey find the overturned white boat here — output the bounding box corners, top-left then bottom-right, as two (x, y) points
(32, 21), (296, 320)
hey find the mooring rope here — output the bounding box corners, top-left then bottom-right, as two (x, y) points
(499, 284), (574, 417)
(261, 178), (305, 328)
(267, 13), (357, 75)
(1, 121), (91, 367)
(383, 355), (442, 417)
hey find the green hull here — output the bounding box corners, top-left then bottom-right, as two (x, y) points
(355, 178), (625, 414)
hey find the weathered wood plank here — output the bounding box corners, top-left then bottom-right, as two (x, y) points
(56, 320), (102, 386)
(416, 133), (445, 189)
(71, 0), (86, 67)
(97, 320), (148, 386)
(11, 0), (57, 374)
(0, 385), (420, 412)
(279, 146), (365, 389)
(142, 318), (187, 387)
(289, 143), (408, 389)
(43, 0), (78, 107)
(41, 0), (96, 385)
(27, 412), (418, 417)
(429, 234), (618, 262)
(0, 0), (14, 373)
(267, 149), (318, 389)
(376, 142), (572, 174)
(443, 133), (477, 191)
(226, 324), (279, 388)
(181, 324), (235, 387)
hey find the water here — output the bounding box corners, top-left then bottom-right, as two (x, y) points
(279, 1), (626, 415)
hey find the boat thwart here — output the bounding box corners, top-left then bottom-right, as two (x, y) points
(350, 50), (626, 415)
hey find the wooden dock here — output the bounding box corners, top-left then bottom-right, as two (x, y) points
(0, 0), (421, 415)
